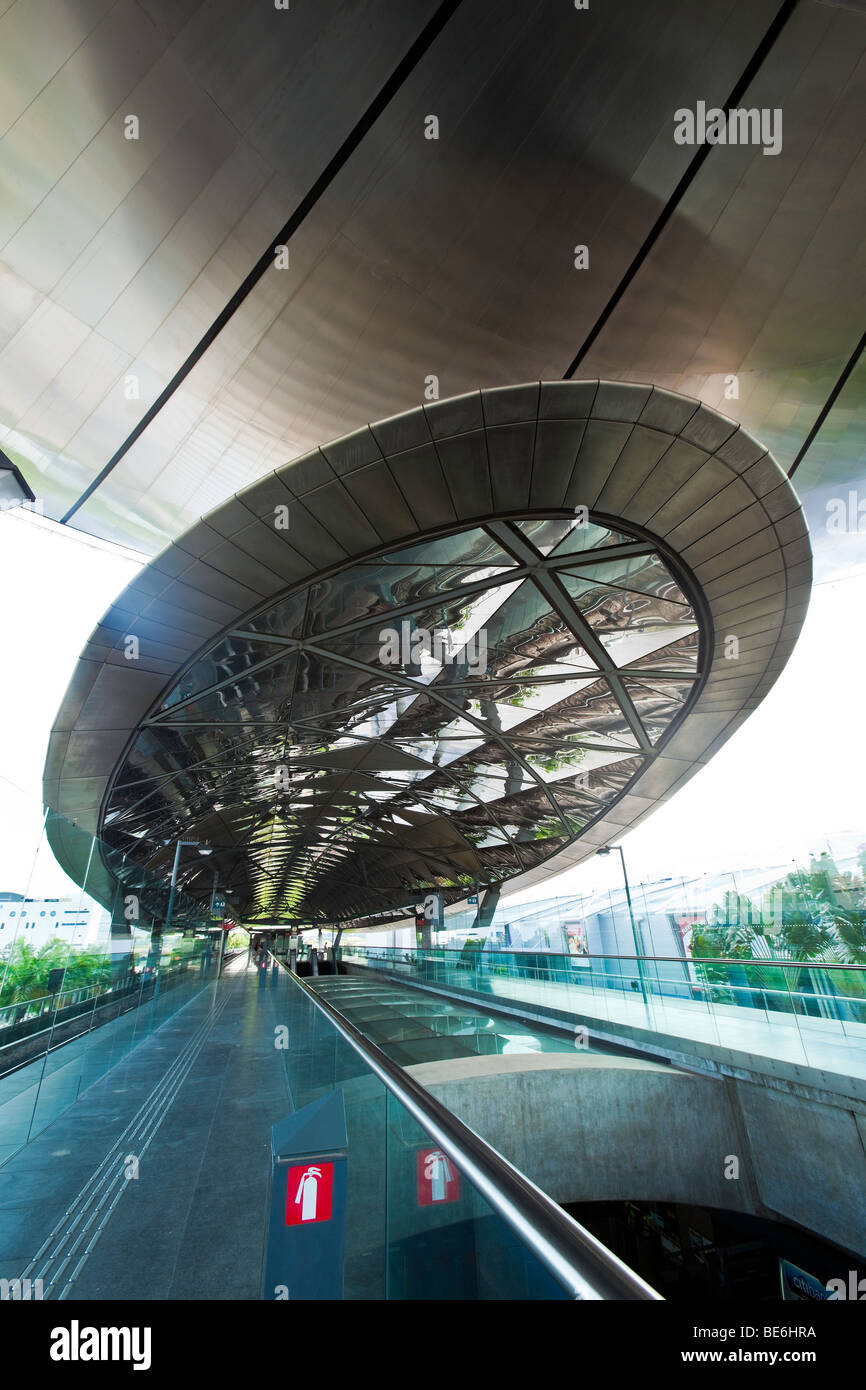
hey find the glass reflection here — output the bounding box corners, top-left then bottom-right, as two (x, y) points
(305, 559), (514, 636)
(243, 590), (306, 639)
(558, 571), (693, 629)
(559, 554), (690, 605)
(105, 515), (706, 922)
(154, 652), (299, 723)
(598, 623), (698, 667)
(514, 517), (631, 555)
(623, 630), (700, 674)
(620, 677), (694, 744)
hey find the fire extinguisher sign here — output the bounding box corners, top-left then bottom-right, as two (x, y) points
(285, 1161), (334, 1225)
(264, 1092), (348, 1299)
(417, 1147), (460, 1206)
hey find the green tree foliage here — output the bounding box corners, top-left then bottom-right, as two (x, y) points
(0, 940), (112, 1005)
(833, 914), (866, 964)
(688, 856), (866, 1009)
(690, 922), (751, 957)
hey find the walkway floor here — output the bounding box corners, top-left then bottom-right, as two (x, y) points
(0, 956), (293, 1300)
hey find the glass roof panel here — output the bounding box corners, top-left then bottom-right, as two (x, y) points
(450, 675), (601, 735)
(380, 529), (517, 569)
(549, 523), (637, 556)
(102, 515), (707, 924)
(559, 553), (691, 606)
(597, 623), (698, 666)
(500, 676), (642, 750)
(519, 744), (640, 786)
(324, 579), (523, 683)
(514, 517), (631, 555)
(620, 677), (696, 745)
(304, 557), (514, 637)
(623, 630), (700, 675)
(153, 651), (299, 723)
(290, 659), (411, 727)
(557, 571), (693, 628)
(159, 634), (290, 711)
(446, 577), (577, 678)
(241, 590), (307, 640)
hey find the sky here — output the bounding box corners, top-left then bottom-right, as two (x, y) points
(511, 533), (866, 903)
(0, 507), (141, 900)
(510, 563), (866, 904)
(1, 502), (864, 909)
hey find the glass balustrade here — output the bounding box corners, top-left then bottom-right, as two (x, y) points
(275, 962), (655, 1300)
(0, 784), (221, 1165)
(337, 941), (866, 1080)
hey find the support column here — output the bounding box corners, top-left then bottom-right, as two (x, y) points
(109, 915), (135, 986)
(108, 866), (136, 985)
(472, 885), (500, 935)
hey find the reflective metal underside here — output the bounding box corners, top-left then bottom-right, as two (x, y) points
(102, 515), (706, 921)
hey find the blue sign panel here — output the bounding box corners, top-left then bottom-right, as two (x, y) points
(779, 1259), (832, 1301)
(262, 1090), (348, 1301)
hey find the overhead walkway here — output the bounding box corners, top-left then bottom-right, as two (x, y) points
(330, 946), (866, 1263)
(4, 946), (865, 1300)
(307, 975), (608, 1066)
(0, 951), (655, 1301)
(339, 945), (866, 1100)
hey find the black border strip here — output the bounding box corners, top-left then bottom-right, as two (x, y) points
(562, 0), (800, 379)
(787, 326), (866, 478)
(60, 0), (464, 524)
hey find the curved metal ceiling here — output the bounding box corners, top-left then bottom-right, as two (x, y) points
(44, 380), (811, 926)
(1, 1), (863, 551)
(102, 516), (706, 921)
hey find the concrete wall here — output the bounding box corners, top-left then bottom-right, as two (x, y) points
(409, 1053), (866, 1258)
(735, 1083), (866, 1258)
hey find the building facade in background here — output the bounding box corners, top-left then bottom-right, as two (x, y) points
(0, 893), (107, 952)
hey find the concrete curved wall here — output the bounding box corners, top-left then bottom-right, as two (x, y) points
(410, 1053), (866, 1259)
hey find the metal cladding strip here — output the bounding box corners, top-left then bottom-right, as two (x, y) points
(788, 324), (866, 478)
(282, 960), (660, 1300)
(19, 986), (234, 1299)
(563, 0), (800, 378)
(43, 381), (811, 915)
(60, 0), (466, 524)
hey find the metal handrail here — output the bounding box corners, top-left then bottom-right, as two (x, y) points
(275, 955), (661, 1301)
(342, 944), (866, 971)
